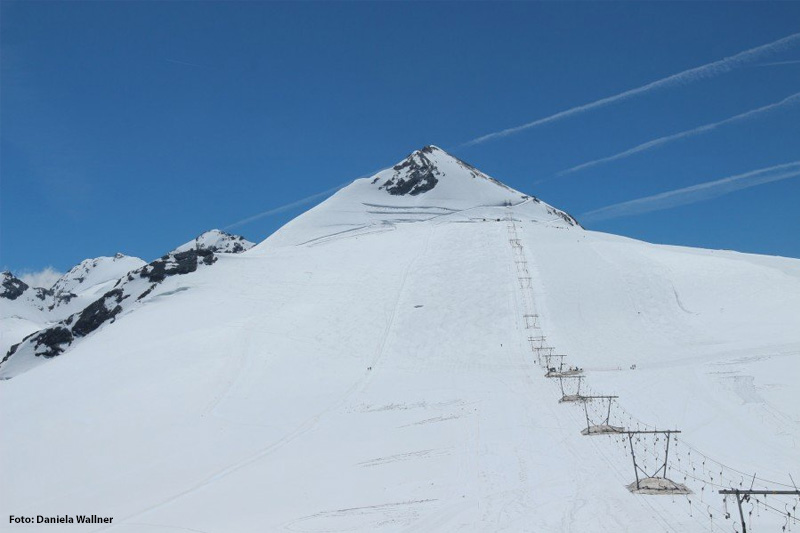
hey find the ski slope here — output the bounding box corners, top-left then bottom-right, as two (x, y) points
(1, 148), (798, 532)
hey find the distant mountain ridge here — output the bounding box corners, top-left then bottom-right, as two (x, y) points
(0, 230), (254, 378)
(50, 253), (147, 301)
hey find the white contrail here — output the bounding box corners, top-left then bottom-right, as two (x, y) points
(224, 182), (351, 230)
(556, 92), (800, 177)
(224, 169), (385, 230)
(755, 59), (800, 67)
(461, 32), (800, 147)
(165, 58), (205, 68)
(580, 161), (800, 223)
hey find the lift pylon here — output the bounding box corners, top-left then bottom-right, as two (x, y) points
(557, 375), (584, 403)
(718, 489), (800, 533)
(544, 354), (583, 377)
(527, 335), (546, 347)
(577, 395), (624, 434)
(531, 345), (554, 364)
(623, 430), (690, 495)
(523, 314), (539, 329)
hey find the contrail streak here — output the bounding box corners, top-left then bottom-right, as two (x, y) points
(755, 59), (800, 67)
(165, 58), (205, 68)
(224, 170), (384, 230)
(555, 92), (800, 177)
(579, 161), (800, 223)
(461, 32), (800, 147)
(224, 182), (351, 230)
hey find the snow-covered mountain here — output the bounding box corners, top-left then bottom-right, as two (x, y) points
(263, 145), (578, 248)
(1, 254), (146, 357)
(1, 147), (798, 532)
(50, 253), (147, 306)
(0, 230), (253, 378)
(0, 272), (55, 358)
(172, 228), (255, 254)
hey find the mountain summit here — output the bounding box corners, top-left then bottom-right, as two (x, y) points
(260, 146), (578, 248)
(372, 145), (515, 197)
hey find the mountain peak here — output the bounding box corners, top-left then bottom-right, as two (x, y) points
(376, 146), (442, 196)
(1, 271), (29, 300)
(373, 145), (507, 197)
(257, 145), (579, 249)
(172, 229), (255, 255)
(51, 254), (147, 299)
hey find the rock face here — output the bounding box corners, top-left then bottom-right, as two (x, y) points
(0, 272), (55, 307)
(0, 230), (255, 378)
(171, 229), (255, 255)
(139, 249), (216, 284)
(1, 273), (29, 301)
(1, 272), (53, 318)
(373, 146), (532, 199)
(377, 145), (441, 196)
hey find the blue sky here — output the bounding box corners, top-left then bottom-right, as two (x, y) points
(2, 1), (799, 279)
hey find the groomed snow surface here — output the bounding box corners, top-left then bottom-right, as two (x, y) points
(2, 216), (799, 532)
(2, 148), (798, 531)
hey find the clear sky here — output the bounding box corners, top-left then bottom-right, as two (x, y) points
(2, 1), (799, 280)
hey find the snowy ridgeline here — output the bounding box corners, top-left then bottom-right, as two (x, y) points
(0, 230), (254, 378)
(1, 147), (798, 532)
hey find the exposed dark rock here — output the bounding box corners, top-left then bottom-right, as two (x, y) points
(380, 147), (440, 196)
(2, 326), (73, 363)
(377, 145), (521, 197)
(50, 291), (77, 308)
(35, 287), (55, 301)
(139, 249), (216, 283)
(71, 289), (126, 338)
(176, 230), (255, 255)
(226, 241), (248, 254)
(30, 327), (74, 358)
(136, 283), (158, 302)
(1, 273), (28, 300)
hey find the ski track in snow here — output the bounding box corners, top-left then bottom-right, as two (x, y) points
(90, 227), (437, 533)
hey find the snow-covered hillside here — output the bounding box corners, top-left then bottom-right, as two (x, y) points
(51, 254), (148, 303)
(0, 231), (253, 378)
(0, 255), (146, 357)
(1, 148), (797, 532)
(0, 272), (54, 359)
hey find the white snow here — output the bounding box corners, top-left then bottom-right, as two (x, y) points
(259, 146), (577, 249)
(0, 255), (145, 359)
(50, 254), (147, 302)
(172, 229), (255, 254)
(1, 148), (798, 532)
